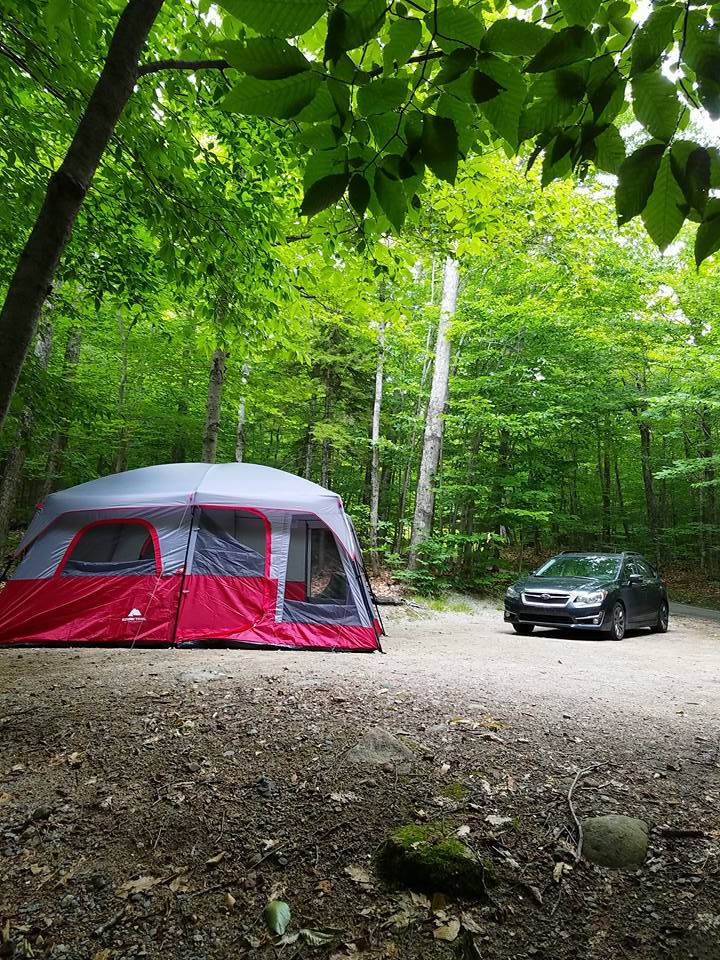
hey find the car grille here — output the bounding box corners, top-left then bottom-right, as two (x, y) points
(521, 591), (571, 607)
(525, 612), (573, 624)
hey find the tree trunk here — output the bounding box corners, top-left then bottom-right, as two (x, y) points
(321, 370), (332, 488)
(0, 0), (165, 433)
(0, 410), (33, 555)
(0, 321), (54, 552)
(408, 256), (458, 569)
(235, 363), (250, 463)
(598, 433), (611, 543)
(40, 326), (82, 499)
(202, 348), (227, 464)
(171, 316), (196, 463)
(699, 408), (717, 572)
(614, 457), (631, 539)
(638, 417), (660, 553)
(369, 322), (385, 575)
(114, 310), (134, 474)
(304, 393), (317, 480)
(394, 318), (435, 552)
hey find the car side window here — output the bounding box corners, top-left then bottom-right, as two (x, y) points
(622, 561), (635, 581)
(635, 559), (655, 579)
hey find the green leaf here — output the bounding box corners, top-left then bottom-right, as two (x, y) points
(483, 19), (550, 56)
(615, 141), (665, 225)
(594, 123), (625, 173)
(374, 168), (407, 230)
(631, 3), (681, 75)
(558, 0), (600, 28)
(264, 900), (292, 936)
(471, 71), (504, 103)
(357, 78), (408, 116)
(218, 39), (310, 80)
(435, 49), (476, 85)
(685, 147), (711, 213)
(348, 173), (371, 215)
(222, 73), (321, 118)
(587, 57), (626, 122)
(641, 153), (686, 249)
(218, 0), (326, 37)
(476, 55), (526, 149)
(695, 213), (720, 266)
(436, 93), (475, 154)
(299, 928), (344, 946)
(425, 6), (485, 52)
(383, 17), (422, 72)
(325, 0), (386, 59)
(632, 70), (680, 141)
(526, 26), (596, 73)
(421, 114), (458, 183)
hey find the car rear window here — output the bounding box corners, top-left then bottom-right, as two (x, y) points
(535, 555), (621, 579)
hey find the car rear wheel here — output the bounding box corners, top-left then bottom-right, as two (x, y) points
(609, 602), (626, 641)
(512, 623), (535, 635)
(650, 600), (669, 634)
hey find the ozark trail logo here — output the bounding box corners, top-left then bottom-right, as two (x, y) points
(122, 607), (145, 623)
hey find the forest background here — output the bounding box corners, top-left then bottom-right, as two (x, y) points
(1, 0), (719, 605)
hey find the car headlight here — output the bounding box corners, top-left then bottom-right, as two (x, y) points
(506, 585), (520, 599)
(573, 590), (606, 606)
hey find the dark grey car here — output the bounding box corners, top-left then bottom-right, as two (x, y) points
(503, 551), (669, 641)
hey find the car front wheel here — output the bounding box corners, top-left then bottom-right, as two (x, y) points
(513, 623), (535, 635)
(650, 601), (669, 634)
(609, 602), (626, 641)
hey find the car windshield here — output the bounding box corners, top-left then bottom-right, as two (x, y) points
(535, 555), (621, 579)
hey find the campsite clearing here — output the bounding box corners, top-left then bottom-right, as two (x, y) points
(1, 604), (719, 959)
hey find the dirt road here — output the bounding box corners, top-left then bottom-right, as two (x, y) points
(1, 604), (718, 959)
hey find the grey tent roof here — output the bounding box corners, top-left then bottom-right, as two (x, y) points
(19, 463), (357, 557)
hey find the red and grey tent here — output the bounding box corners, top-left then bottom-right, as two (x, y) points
(0, 463), (383, 650)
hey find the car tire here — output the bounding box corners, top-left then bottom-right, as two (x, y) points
(609, 601), (626, 641)
(512, 623), (535, 635)
(650, 600), (669, 634)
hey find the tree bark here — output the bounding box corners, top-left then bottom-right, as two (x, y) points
(408, 256), (458, 569)
(638, 417), (660, 554)
(369, 321), (385, 575)
(614, 457), (631, 539)
(202, 349), (227, 464)
(113, 310), (135, 474)
(321, 369), (332, 488)
(304, 393), (317, 480)
(598, 433), (611, 543)
(0, 0), (166, 433)
(40, 326), (82, 499)
(235, 363), (250, 463)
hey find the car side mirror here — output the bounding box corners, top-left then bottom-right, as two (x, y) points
(628, 573), (642, 585)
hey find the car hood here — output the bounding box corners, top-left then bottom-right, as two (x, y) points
(518, 576), (609, 593)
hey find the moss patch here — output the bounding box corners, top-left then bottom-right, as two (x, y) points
(438, 782), (470, 800)
(377, 822), (489, 899)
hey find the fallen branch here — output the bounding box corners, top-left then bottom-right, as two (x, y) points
(567, 762), (607, 862)
(657, 827), (708, 839)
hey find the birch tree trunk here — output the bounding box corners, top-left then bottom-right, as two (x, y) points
(235, 364), (250, 463)
(0, 0), (165, 433)
(40, 326), (82, 499)
(369, 321), (385, 575)
(304, 393), (317, 480)
(321, 370), (332, 488)
(202, 349), (227, 463)
(408, 256), (459, 569)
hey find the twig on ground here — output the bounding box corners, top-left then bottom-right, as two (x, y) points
(658, 827), (708, 839)
(94, 908), (127, 937)
(567, 761), (608, 862)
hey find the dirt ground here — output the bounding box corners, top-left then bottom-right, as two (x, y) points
(1, 602), (719, 960)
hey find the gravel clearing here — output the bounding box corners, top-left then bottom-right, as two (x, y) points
(1, 603), (718, 959)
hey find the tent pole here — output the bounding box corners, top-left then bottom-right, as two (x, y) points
(171, 504), (196, 648)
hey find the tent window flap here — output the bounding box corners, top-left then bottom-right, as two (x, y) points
(191, 508), (267, 576)
(60, 521), (159, 577)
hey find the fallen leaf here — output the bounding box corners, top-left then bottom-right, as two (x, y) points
(225, 892), (236, 910)
(460, 912), (482, 933)
(116, 875), (164, 898)
(485, 815), (512, 828)
(456, 825), (471, 838)
(521, 882), (543, 906)
(431, 892), (447, 913)
(344, 864), (373, 888)
(553, 861), (572, 883)
(264, 899), (291, 936)
(205, 851), (225, 867)
(68, 752), (85, 767)
(434, 919), (461, 941)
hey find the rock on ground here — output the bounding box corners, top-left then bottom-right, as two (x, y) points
(346, 727), (414, 764)
(582, 815), (649, 869)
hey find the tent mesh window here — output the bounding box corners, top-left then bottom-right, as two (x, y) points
(61, 521), (158, 577)
(283, 519), (361, 625)
(192, 508), (266, 576)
